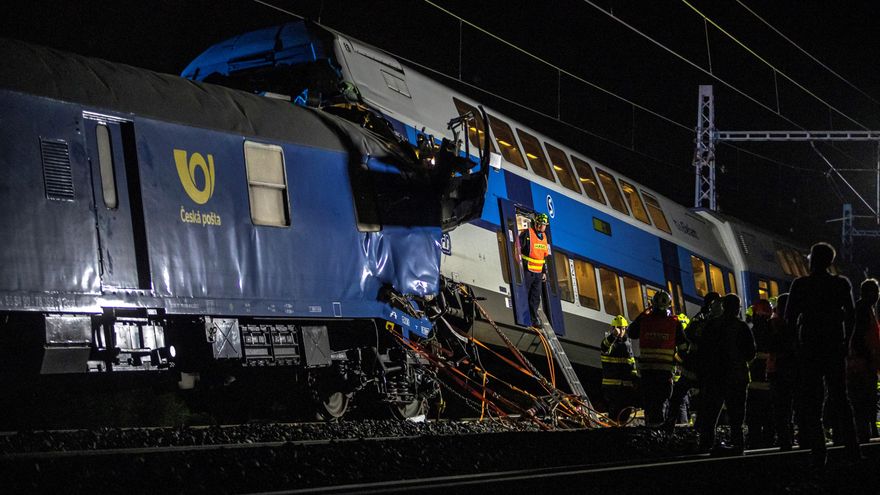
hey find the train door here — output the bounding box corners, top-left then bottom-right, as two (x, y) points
(498, 199), (566, 335)
(659, 239), (684, 314)
(83, 114), (152, 290)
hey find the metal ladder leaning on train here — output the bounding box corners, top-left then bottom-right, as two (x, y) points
(3, 21), (874, 435)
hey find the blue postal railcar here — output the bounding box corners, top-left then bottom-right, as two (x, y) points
(0, 39), (488, 417)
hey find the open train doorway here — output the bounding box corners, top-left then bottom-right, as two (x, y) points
(498, 199), (566, 335)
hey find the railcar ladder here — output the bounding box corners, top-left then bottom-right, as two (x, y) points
(538, 310), (591, 407)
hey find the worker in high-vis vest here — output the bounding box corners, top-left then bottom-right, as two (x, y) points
(601, 315), (639, 423)
(518, 213), (551, 329)
(628, 291), (687, 427)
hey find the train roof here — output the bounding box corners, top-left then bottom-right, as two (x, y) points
(0, 38), (412, 165)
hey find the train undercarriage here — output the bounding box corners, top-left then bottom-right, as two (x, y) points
(0, 280), (481, 423)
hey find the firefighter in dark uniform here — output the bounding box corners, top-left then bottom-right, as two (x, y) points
(697, 293), (756, 455)
(628, 291), (686, 427)
(767, 293), (796, 450)
(785, 242), (861, 467)
(847, 278), (880, 443)
(518, 213), (551, 329)
(746, 298), (775, 448)
(601, 315), (639, 423)
(666, 313), (693, 429)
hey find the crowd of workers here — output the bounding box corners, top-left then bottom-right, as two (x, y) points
(516, 213), (877, 466)
(599, 241), (879, 466)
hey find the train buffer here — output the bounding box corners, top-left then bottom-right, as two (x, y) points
(537, 310), (591, 408)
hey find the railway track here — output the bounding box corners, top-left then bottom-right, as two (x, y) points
(277, 440), (880, 494)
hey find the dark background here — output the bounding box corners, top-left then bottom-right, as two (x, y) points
(4, 0), (879, 275)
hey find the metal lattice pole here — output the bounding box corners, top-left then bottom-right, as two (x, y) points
(693, 85), (717, 210)
(842, 203), (854, 263)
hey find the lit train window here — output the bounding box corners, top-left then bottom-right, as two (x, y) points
(452, 98), (495, 153)
(619, 180), (651, 225)
(690, 255), (709, 298)
(776, 249), (794, 276)
(554, 252), (575, 303)
(570, 156), (606, 204)
(769, 280), (779, 298)
(708, 263), (725, 294)
(641, 191), (672, 234)
(593, 217), (612, 236)
(727, 272), (737, 295)
(622, 276), (645, 320)
(757, 280), (769, 300)
(516, 129), (556, 182)
(599, 268), (623, 316)
(244, 141), (290, 227)
(487, 114), (526, 169)
(544, 143), (581, 193)
(96, 124), (118, 209)
(574, 259), (600, 310)
(595, 169), (630, 216)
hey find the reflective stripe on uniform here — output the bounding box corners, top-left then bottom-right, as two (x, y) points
(755, 352), (771, 360)
(602, 378), (634, 387)
(601, 355), (636, 364)
(748, 381), (771, 391)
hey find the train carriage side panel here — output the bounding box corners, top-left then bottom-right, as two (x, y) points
(133, 117), (441, 319)
(0, 90), (101, 301)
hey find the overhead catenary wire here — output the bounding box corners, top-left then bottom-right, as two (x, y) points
(679, 0), (872, 131)
(734, 0), (880, 108)
(577, 0), (877, 207)
(249, 0), (819, 179)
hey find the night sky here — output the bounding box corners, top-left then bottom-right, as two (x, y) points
(3, 0), (880, 274)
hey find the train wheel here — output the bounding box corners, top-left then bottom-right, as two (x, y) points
(318, 391), (350, 420)
(391, 396), (427, 420)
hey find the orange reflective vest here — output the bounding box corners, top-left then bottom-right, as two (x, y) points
(522, 228), (550, 273)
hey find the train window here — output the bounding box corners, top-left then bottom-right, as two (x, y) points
(619, 180), (651, 225)
(645, 286), (658, 311)
(708, 263), (725, 294)
(770, 280), (779, 298)
(795, 251), (810, 276)
(570, 156), (606, 204)
(516, 129), (556, 182)
(599, 268), (623, 316)
(641, 191), (672, 234)
(96, 124), (118, 209)
(244, 141), (290, 227)
(496, 231), (510, 285)
(622, 276), (644, 320)
(595, 169), (630, 215)
(758, 280), (769, 300)
(784, 249), (804, 277)
(727, 272), (737, 295)
(487, 114), (526, 169)
(776, 249), (794, 276)
(554, 252), (575, 303)
(690, 255), (709, 298)
(593, 217), (612, 236)
(574, 259), (600, 310)
(453, 98), (494, 153)
(544, 143), (581, 193)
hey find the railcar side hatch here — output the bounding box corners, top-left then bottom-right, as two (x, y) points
(83, 114), (152, 291)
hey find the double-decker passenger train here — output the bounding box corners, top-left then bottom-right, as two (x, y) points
(0, 20), (811, 418)
(180, 22), (810, 375)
